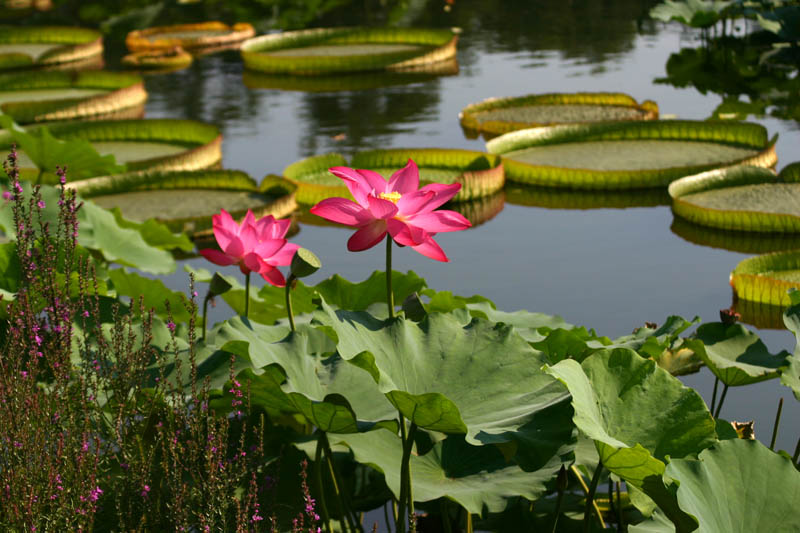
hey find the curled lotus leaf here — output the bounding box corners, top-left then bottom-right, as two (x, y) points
(126, 22), (255, 53)
(487, 120), (776, 190)
(460, 92), (658, 139)
(665, 439), (800, 532)
(684, 322), (789, 386)
(0, 70), (146, 123)
(284, 148), (504, 205)
(0, 26), (103, 71)
(649, 0), (734, 29)
(730, 250), (800, 307)
(241, 27), (457, 75)
(669, 165), (800, 233)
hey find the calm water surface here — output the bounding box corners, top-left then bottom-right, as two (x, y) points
(105, 0), (799, 450)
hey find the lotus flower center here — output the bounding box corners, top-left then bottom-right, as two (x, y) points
(378, 191), (402, 204)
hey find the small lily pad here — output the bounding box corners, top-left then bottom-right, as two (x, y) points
(460, 92), (658, 139)
(126, 22), (255, 53)
(283, 148), (504, 205)
(241, 27), (457, 75)
(487, 120), (776, 189)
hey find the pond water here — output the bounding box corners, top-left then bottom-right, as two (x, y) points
(32, 0), (800, 451)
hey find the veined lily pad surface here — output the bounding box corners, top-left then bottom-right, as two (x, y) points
(670, 164), (800, 233)
(0, 119), (222, 180)
(730, 250), (800, 308)
(125, 22), (255, 53)
(460, 92), (658, 139)
(72, 170), (297, 237)
(241, 27), (457, 75)
(0, 26), (103, 70)
(0, 71), (147, 123)
(486, 120), (776, 189)
(283, 148), (504, 205)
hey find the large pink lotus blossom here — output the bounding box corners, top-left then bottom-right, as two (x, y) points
(199, 209), (299, 287)
(309, 159), (471, 261)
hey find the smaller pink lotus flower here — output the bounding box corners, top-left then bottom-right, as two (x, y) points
(309, 159), (471, 261)
(199, 209), (299, 287)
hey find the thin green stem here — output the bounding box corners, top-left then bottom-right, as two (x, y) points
(710, 376), (719, 416)
(793, 435), (800, 465)
(321, 432), (358, 532)
(551, 484), (565, 533)
(397, 416), (408, 533)
(285, 274), (296, 332)
(465, 511), (473, 533)
(244, 271), (251, 319)
(583, 462), (605, 533)
(616, 481), (624, 532)
(713, 383), (729, 419)
(315, 435), (332, 533)
(396, 417), (417, 533)
(202, 295), (210, 341)
(770, 397), (784, 450)
(441, 499), (452, 533)
(386, 235), (394, 318)
(383, 501), (393, 533)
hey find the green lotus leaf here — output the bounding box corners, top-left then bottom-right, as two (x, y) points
(544, 348), (716, 530)
(781, 299), (800, 401)
(460, 92), (658, 139)
(780, 355), (800, 402)
(242, 58), (458, 92)
(0, 70), (146, 123)
(506, 182), (670, 209)
(322, 300), (570, 445)
(650, 0), (734, 29)
(756, 6), (800, 42)
(730, 250), (800, 307)
(326, 430), (567, 515)
(684, 323), (789, 386)
(665, 439), (800, 532)
(126, 22), (255, 53)
(241, 27), (457, 75)
(285, 148), (504, 205)
(487, 120), (776, 190)
(629, 510), (677, 533)
(668, 165), (800, 233)
(463, 300), (573, 343)
(109, 208), (193, 253)
(0, 180), (176, 273)
(671, 216), (800, 255)
(107, 268), (191, 323)
(0, 26), (103, 70)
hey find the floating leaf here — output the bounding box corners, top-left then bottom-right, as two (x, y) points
(730, 250), (800, 307)
(0, 26), (103, 70)
(684, 323), (789, 386)
(126, 22), (255, 53)
(665, 439), (800, 532)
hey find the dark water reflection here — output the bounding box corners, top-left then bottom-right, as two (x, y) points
(20, 0), (800, 451)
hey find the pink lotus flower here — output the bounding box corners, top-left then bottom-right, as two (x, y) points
(199, 209), (299, 287)
(309, 159), (471, 261)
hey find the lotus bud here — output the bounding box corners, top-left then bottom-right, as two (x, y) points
(290, 248), (321, 279)
(402, 292), (426, 322)
(208, 272), (232, 297)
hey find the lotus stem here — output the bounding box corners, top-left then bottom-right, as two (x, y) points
(713, 383), (729, 419)
(315, 434), (333, 533)
(285, 274), (296, 332)
(582, 461), (606, 533)
(386, 235), (394, 319)
(465, 511), (473, 533)
(616, 481), (624, 532)
(710, 376), (719, 414)
(551, 466), (567, 533)
(321, 432), (358, 532)
(202, 294), (210, 341)
(570, 465), (604, 522)
(793, 435), (800, 465)
(384, 501), (393, 533)
(244, 271), (251, 319)
(441, 499), (452, 533)
(396, 418), (417, 533)
(770, 397), (784, 450)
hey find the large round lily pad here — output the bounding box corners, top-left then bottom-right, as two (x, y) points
(241, 27), (457, 75)
(283, 148), (504, 205)
(486, 120), (776, 190)
(75, 169), (297, 237)
(669, 164), (800, 232)
(0, 118), (222, 179)
(730, 250), (800, 308)
(0, 26), (102, 71)
(460, 92), (658, 139)
(0, 71), (147, 123)
(125, 22), (255, 53)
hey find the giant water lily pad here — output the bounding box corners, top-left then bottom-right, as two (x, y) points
(121, 47), (193, 71)
(74, 170), (297, 237)
(242, 57), (458, 92)
(241, 27), (457, 75)
(460, 92), (658, 139)
(283, 148), (503, 205)
(0, 71), (146, 123)
(730, 250), (800, 307)
(665, 439), (800, 532)
(486, 120), (776, 190)
(0, 119), (222, 182)
(0, 26), (102, 71)
(126, 22), (255, 53)
(669, 165), (800, 233)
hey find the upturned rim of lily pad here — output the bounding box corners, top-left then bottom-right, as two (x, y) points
(0, 25), (103, 70)
(730, 249), (800, 308)
(240, 26), (457, 75)
(121, 46), (193, 71)
(125, 21), (256, 53)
